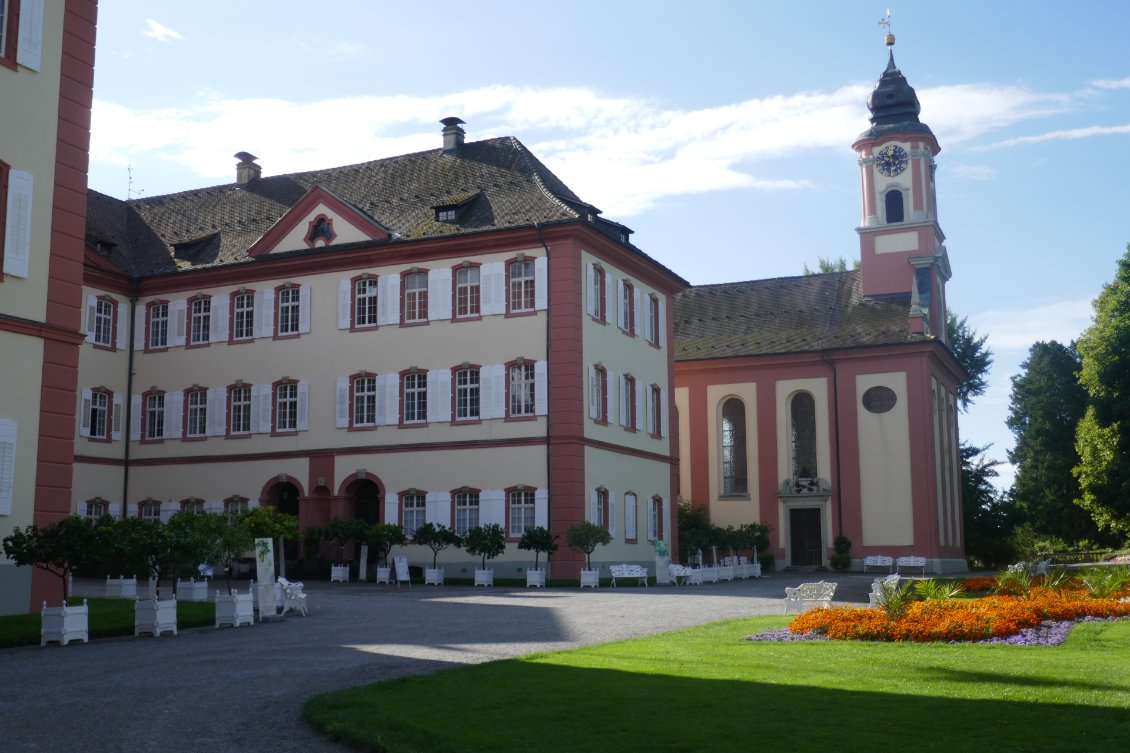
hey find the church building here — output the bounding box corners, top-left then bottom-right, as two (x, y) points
(673, 38), (966, 573)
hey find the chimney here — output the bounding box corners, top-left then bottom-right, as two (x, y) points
(234, 152), (261, 184)
(440, 117), (466, 155)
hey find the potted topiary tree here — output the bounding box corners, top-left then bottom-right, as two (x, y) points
(369, 523), (406, 584)
(566, 521), (610, 588)
(465, 523), (506, 587)
(518, 526), (558, 587)
(412, 523), (462, 585)
(831, 535), (853, 571)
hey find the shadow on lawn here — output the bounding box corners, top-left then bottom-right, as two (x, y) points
(308, 661), (1130, 753)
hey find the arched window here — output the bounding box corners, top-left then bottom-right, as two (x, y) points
(721, 398), (747, 495)
(885, 189), (904, 224)
(790, 392), (817, 480)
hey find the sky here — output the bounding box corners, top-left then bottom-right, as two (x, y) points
(86, 1), (1130, 490)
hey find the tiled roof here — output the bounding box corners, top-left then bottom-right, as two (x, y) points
(674, 270), (932, 361)
(86, 136), (630, 278)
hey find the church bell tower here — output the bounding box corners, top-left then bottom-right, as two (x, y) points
(853, 29), (951, 341)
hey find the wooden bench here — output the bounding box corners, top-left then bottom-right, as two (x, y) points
(668, 564), (702, 586)
(783, 581), (837, 613)
(896, 556), (926, 574)
(863, 556), (893, 573)
(610, 564), (649, 587)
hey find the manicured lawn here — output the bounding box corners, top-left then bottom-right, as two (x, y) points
(304, 615), (1130, 753)
(0, 597), (215, 648)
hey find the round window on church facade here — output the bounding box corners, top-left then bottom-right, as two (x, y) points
(862, 386), (897, 414)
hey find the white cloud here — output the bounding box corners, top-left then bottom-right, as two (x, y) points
(142, 19), (185, 44)
(1090, 76), (1130, 89)
(330, 42), (367, 61)
(948, 163), (996, 181)
(987, 123), (1130, 148)
(970, 298), (1093, 351)
(89, 80), (1066, 216)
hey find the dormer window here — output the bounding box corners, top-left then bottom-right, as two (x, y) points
(436, 208), (457, 222)
(305, 215), (336, 247)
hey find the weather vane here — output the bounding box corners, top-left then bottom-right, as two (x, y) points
(878, 8), (895, 47)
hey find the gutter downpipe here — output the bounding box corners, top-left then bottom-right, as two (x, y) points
(122, 278), (139, 519)
(535, 223), (552, 580)
(820, 350), (844, 538)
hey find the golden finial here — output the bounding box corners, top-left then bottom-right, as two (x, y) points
(879, 8), (895, 47)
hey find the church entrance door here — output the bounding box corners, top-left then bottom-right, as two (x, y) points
(789, 507), (823, 567)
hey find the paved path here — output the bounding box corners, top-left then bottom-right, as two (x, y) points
(2, 572), (878, 752)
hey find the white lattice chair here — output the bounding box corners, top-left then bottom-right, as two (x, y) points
(868, 574), (901, 607)
(783, 581), (837, 613)
(277, 576), (308, 616)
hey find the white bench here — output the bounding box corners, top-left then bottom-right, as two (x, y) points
(41, 600), (89, 646)
(610, 564), (649, 587)
(783, 581), (837, 613)
(277, 576), (308, 616)
(863, 556), (893, 573)
(896, 556), (926, 574)
(868, 574), (900, 607)
(668, 564), (702, 586)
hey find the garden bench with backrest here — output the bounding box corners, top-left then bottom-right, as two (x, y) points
(668, 564), (703, 586)
(610, 564), (649, 587)
(277, 576), (308, 616)
(868, 574), (901, 607)
(863, 556), (893, 573)
(783, 581), (837, 613)
(896, 556), (926, 574)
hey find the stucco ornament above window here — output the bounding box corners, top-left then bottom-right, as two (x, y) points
(779, 477), (832, 496)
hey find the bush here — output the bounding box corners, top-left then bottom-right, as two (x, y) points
(517, 526), (558, 570)
(566, 521), (611, 570)
(464, 524), (506, 569)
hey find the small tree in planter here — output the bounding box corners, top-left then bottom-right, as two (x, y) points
(241, 506), (299, 579)
(2, 516), (96, 602)
(518, 526), (558, 586)
(369, 523), (407, 568)
(566, 521), (610, 587)
(200, 512), (254, 596)
(465, 524), (506, 586)
(313, 517), (370, 579)
(412, 523), (462, 584)
(831, 535), (853, 571)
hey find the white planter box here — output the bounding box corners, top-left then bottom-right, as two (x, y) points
(105, 576), (137, 599)
(215, 590), (255, 628)
(424, 567), (444, 586)
(718, 564), (735, 581)
(700, 566), (719, 583)
(176, 579), (209, 602)
(750, 562), (763, 577)
(526, 569), (546, 588)
(580, 569), (600, 588)
(135, 596), (178, 637)
(376, 566), (392, 584)
(330, 564), (349, 583)
(41, 600), (89, 646)
(474, 569), (494, 587)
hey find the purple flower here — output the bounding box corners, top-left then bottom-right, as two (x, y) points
(746, 628), (826, 642)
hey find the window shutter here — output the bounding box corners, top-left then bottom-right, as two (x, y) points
(210, 298), (228, 342)
(84, 295), (97, 342)
(636, 380), (646, 431)
(0, 419), (16, 515)
(296, 381), (309, 430)
(425, 492), (447, 526)
(603, 273), (613, 324)
(633, 287), (641, 334)
(625, 494), (638, 541)
(16, 0), (44, 70)
(133, 305), (146, 350)
(618, 376), (628, 427)
(298, 285), (311, 333)
(660, 388), (668, 438)
(79, 389), (92, 437)
(426, 369), (451, 423)
(254, 290), (273, 339)
(110, 302), (124, 350)
(385, 493), (400, 527)
(590, 489), (599, 524)
(170, 299), (187, 347)
(480, 262), (505, 316)
(646, 388), (656, 435)
(251, 384), (272, 434)
(207, 388), (226, 436)
(3, 170), (33, 277)
(380, 373), (399, 425)
(482, 490), (505, 527)
(608, 491), (617, 539)
(130, 395), (141, 441)
(657, 297), (665, 347)
(378, 275), (399, 326)
(534, 256), (548, 310)
(534, 488), (549, 528)
(588, 365), (598, 420)
(338, 280), (352, 329)
(616, 279), (626, 329)
(534, 360), (548, 416)
(111, 394), (123, 441)
(606, 370), (617, 424)
(335, 377), (350, 428)
(585, 263), (597, 317)
(642, 299), (652, 343)
(165, 391), (183, 439)
(428, 267), (452, 320)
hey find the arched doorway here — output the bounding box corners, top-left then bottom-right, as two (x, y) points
(353, 480), (381, 525)
(337, 475), (384, 578)
(264, 480), (302, 563)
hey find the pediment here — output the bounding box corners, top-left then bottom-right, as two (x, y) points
(248, 185), (391, 257)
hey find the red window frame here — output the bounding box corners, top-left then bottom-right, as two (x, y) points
(141, 388), (166, 443)
(350, 372), (378, 430)
(620, 280), (635, 335)
(400, 491), (426, 538)
(226, 383), (252, 438)
(186, 295), (212, 348)
(274, 284), (302, 339)
(0, 0), (19, 70)
(352, 275), (380, 330)
(145, 300), (169, 352)
(91, 296), (118, 351)
(86, 388), (113, 443)
(506, 486), (536, 540)
(183, 387), (208, 440)
(0, 159), (8, 278)
(622, 374), (637, 431)
(506, 257), (536, 315)
(229, 290), (256, 343)
(592, 365), (608, 424)
(591, 264), (606, 322)
(595, 488), (610, 531)
(272, 379), (299, 435)
(225, 496), (249, 515)
(181, 498), (205, 515)
(451, 488), (481, 535)
(401, 270), (429, 325)
(400, 368), (428, 426)
(454, 263), (481, 320)
(649, 496), (665, 541)
(649, 384), (662, 437)
(647, 294), (661, 347)
(452, 364), (482, 424)
(506, 359), (536, 421)
(304, 214), (336, 247)
(138, 500), (162, 522)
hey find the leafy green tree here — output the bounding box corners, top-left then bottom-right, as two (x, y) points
(802, 256), (859, 274)
(1074, 244), (1130, 538)
(1006, 341), (1106, 544)
(411, 522), (462, 568)
(960, 443), (1016, 568)
(947, 312), (993, 411)
(368, 523), (407, 567)
(311, 517), (370, 563)
(198, 512), (254, 595)
(2, 516), (96, 601)
(241, 506), (299, 541)
(676, 500), (712, 563)
(464, 524), (506, 570)
(517, 526), (558, 570)
(565, 521), (611, 570)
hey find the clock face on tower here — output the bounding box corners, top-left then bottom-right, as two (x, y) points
(875, 144), (908, 177)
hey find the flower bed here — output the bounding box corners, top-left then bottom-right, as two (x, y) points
(760, 587), (1130, 644)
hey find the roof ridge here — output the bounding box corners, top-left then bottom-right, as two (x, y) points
(684, 269), (858, 291)
(505, 136), (580, 221)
